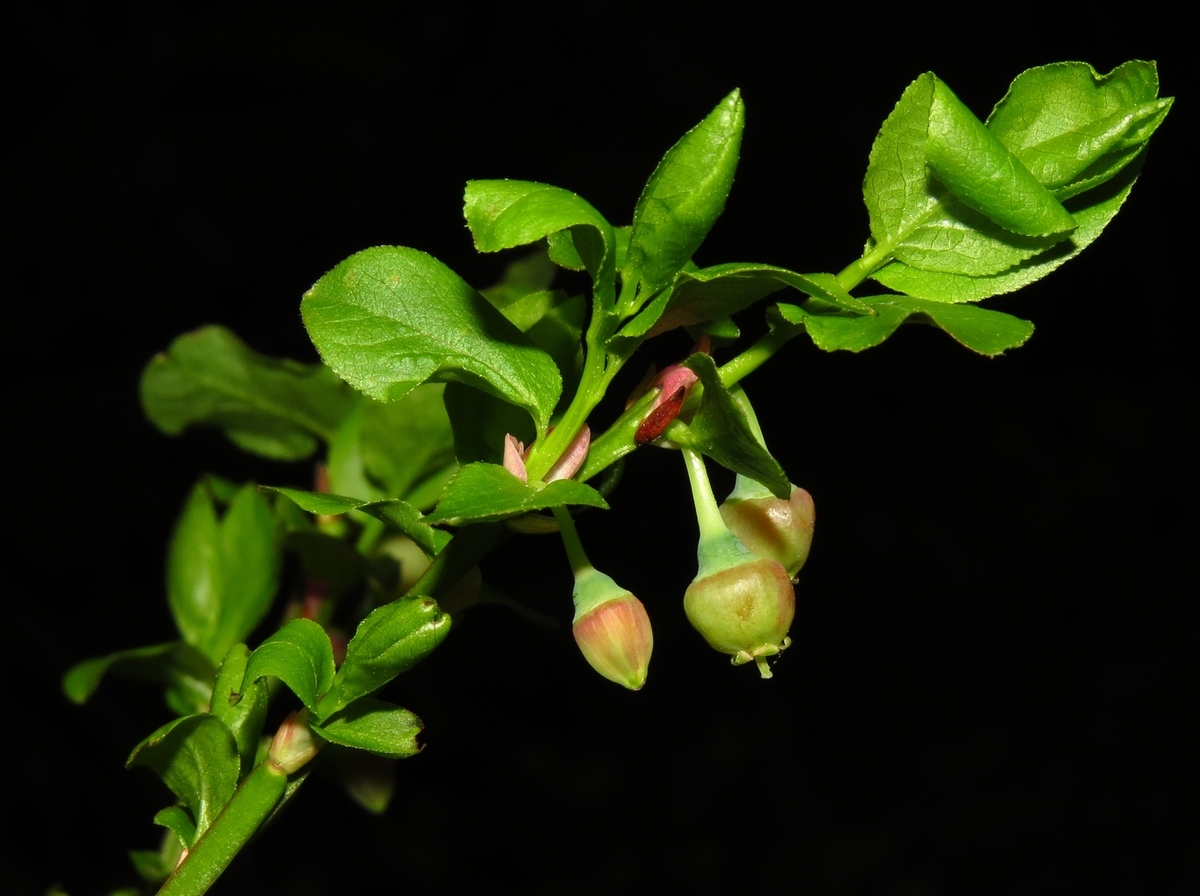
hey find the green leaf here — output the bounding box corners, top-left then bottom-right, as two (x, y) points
(141, 325), (353, 461)
(480, 246), (558, 306)
(444, 380), (537, 467)
(778, 297), (1034, 356)
(209, 644), (269, 775)
(167, 481), (281, 665)
(872, 154), (1142, 301)
(302, 246), (563, 431)
(926, 76), (1076, 237)
(627, 90), (745, 298)
(626, 263), (872, 341)
(987, 60), (1171, 200)
(425, 462), (609, 526)
(326, 399), (377, 502)
(244, 618), (336, 713)
(862, 71), (1076, 282)
(313, 697), (423, 759)
(213, 485), (280, 657)
(270, 488), (450, 557)
(465, 180), (616, 302)
(153, 806), (197, 851)
(127, 714), (240, 842)
(361, 385), (456, 500)
(62, 641), (214, 706)
(670, 354), (790, 499)
(318, 596), (451, 718)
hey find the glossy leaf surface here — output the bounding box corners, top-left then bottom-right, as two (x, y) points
(872, 156), (1142, 301)
(627, 90), (745, 297)
(319, 596), (451, 718)
(314, 697), (424, 758)
(302, 246), (562, 430)
(987, 60), (1171, 199)
(244, 619), (336, 714)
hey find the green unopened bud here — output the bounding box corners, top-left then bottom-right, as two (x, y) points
(268, 709), (323, 774)
(719, 479), (815, 579)
(684, 538), (794, 678)
(572, 568), (653, 690)
(681, 450), (795, 678)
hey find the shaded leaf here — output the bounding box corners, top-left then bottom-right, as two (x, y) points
(127, 714), (240, 842)
(141, 325), (352, 461)
(153, 806), (196, 851)
(167, 481), (281, 665)
(270, 488), (450, 557)
(62, 641), (214, 707)
(671, 354), (790, 499)
(778, 297), (1034, 356)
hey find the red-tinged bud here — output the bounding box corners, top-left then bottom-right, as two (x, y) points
(631, 337), (710, 444)
(719, 481), (815, 579)
(684, 554), (794, 678)
(269, 709), (323, 774)
(571, 568), (653, 690)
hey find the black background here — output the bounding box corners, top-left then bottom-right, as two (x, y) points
(7, 5), (1192, 895)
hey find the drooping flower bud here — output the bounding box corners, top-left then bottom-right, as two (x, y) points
(684, 554), (794, 676)
(719, 475), (815, 579)
(572, 572), (653, 691)
(553, 506), (652, 690)
(680, 449), (795, 678)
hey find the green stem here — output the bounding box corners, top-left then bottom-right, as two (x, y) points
(715, 324), (805, 389)
(158, 761), (288, 896)
(551, 506), (593, 577)
(681, 448), (725, 543)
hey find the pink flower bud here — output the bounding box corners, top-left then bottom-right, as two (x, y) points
(719, 486), (815, 579)
(572, 590), (653, 691)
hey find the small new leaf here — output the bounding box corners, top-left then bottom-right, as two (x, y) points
(465, 181), (615, 304)
(627, 90), (745, 299)
(313, 697), (424, 759)
(319, 596), (451, 719)
(244, 618), (336, 714)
